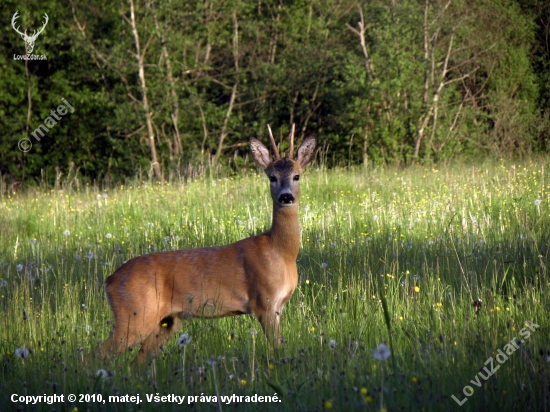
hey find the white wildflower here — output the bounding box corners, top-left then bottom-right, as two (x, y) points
(177, 333), (191, 347)
(372, 343), (391, 361)
(95, 369), (110, 379)
(328, 339), (337, 350)
(15, 346), (30, 359)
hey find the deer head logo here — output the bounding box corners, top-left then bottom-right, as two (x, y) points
(11, 11), (49, 54)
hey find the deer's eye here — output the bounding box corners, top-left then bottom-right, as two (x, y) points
(269, 176), (277, 183)
(293, 175), (300, 181)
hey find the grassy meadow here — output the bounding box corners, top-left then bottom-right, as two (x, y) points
(0, 160), (549, 411)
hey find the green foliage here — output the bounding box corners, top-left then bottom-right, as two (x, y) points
(0, 0), (548, 184)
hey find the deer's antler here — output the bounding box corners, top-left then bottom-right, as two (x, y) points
(289, 124), (295, 159)
(266, 124), (280, 159)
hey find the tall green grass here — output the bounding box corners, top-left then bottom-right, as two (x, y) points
(0, 160), (549, 411)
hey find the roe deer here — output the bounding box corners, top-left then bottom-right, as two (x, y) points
(98, 126), (316, 363)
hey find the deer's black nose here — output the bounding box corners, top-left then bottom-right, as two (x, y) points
(278, 193), (295, 205)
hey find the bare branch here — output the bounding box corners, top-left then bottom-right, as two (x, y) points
(346, 6), (376, 81)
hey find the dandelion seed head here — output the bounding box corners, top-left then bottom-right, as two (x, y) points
(0, 280), (7, 287)
(95, 369), (110, 379)
(372, 343), (391, 360)
(321, 262), (328, 268)
(177, 333), (191, 347)
(105, 233), (112, 239)
(87, 252), (93, 259)
(534, 199), (541, 206)
(16, 264), (23, 272)
(63, 230), (70, 236)
(328, 339), (336, 349)
(15, 346), (30, 359)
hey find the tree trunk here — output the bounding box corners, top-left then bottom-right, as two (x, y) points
(213, 12), (239, 165)
(151, 2), (182, 155)
(129, 0), (162, 179)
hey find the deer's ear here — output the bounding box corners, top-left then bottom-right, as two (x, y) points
(250, 138), (272, 169)
(296, 136), (316, 167)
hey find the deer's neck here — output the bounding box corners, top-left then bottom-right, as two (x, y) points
(269, 203), (301, 259)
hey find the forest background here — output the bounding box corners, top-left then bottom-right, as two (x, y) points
(1, 0), (549, 184)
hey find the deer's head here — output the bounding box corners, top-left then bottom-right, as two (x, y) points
(251, 125), (316, 208)
(11, 11), (49, 54)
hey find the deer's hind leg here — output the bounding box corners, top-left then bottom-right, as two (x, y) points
(96, 309), (160, 360)
(137, 315), (182, 365)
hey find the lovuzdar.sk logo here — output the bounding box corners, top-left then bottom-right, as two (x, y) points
(11, 10), (48, 61)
